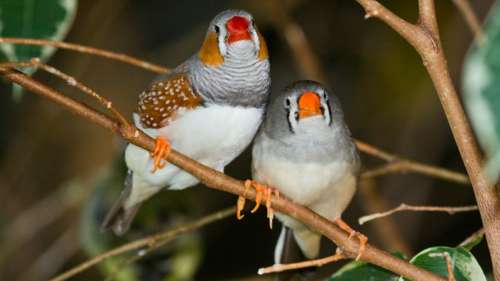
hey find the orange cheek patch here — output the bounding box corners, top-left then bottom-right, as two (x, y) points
(298, 91), (322, 119)
(198, 32), (224, 67)
(257, 31), (269, 60)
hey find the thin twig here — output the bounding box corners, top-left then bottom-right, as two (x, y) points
(258, 249), (345, 275)
(458, 228), (485, 248)
(103, 219), (199, 281)
(429, 252), (456, 281)
(266, 0), (327, 84)
(359, 203), (478, 225)
(451, 0), (486, 45)
(0, 37), (169, 73)
(355, 140), (396, 162)
(358, 178), (412, 256)
(354, 1), (500, 278)
(49, 207), (235, 281)
(360, 160), (469, 184)
(0, 59), (130, 127)
(0, 68), (446, 281)
(103, 253), (142, 281)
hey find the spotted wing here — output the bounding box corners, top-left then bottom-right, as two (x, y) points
(137, 73), (202, 128)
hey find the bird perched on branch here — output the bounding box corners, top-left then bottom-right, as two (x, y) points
(102, 9), (270, 235)
(248, 81), (365, 267)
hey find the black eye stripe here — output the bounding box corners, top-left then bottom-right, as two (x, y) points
(214, 25), (220, 34)
(285, 107), (296, 134)
(326, 102), (332, 125)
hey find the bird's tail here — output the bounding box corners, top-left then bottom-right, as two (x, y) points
(274, 225), (321, 281)
(101, 171), (142, 236)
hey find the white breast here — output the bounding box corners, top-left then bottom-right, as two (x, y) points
(127, 105), (263, 189)
(162, 104), (263, 165)
(252, 139), (357, 221)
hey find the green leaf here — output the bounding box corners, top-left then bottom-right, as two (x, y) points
(0, 0), (78, 98)
(463, 0), (500, 183)
(327, 253), (405, 281)
(399, 247), (487, 281)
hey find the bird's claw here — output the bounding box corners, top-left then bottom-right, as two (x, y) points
(150, 137), (171, 173)
(334, 218), (367, 260)
(236, 180), (279, 229)
(236, 182), (251, 220)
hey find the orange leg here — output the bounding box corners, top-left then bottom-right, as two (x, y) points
(264, 186), (279, 229)
(150, 137), (171, 173)
(236, 180), (279, 229)
(236, 181), (252, 220)
(334, 218), (368, 260)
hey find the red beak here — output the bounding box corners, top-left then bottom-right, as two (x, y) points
(298, 92), (322, 120)
(226, 16), (252, 44)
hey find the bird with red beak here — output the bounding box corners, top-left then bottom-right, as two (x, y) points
(102, 10), (270, 235)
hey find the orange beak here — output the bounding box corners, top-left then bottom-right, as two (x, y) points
(226, 16), (252, 44)
(298, 92), (322, 119)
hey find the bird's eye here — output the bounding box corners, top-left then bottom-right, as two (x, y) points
(214, 25), (220, 34)
(322, 92), (328, 101)
(294, 111), (299, 121)
(284, 98), (291, 108)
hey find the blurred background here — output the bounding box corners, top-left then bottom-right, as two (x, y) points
(0, 0), (495, 280)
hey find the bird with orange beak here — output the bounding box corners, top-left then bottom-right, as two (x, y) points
(102, 10), (270, 235)
(249, 81), (365, 267)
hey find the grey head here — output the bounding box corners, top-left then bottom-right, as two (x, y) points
(209, 10), (262, 58)
(188, 9), (271, 108)
(259, 80), (359, 164)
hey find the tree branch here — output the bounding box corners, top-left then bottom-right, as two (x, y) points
(258, 248), (345, 275)
(418, 0), (440, 37)
(451, 0), (486, 45)
(0, 59), (131, 127)
(354, 1), (500, 278)
(0, 37), (473, 186)
(360, 158), (469, 184)
(0, 68), (446, 281)
(50, 207), (235, 281)
(266, 0), (327, 84)
(0, 36), (470, 188)
(458, 228), (485, 248)
(358, 203), (478, 225)
(0, 37), (169, 74)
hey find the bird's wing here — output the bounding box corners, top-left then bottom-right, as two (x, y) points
(137, 73), (203, 129)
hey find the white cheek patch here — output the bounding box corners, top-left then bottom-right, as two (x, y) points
(250, 29), (260, 55)
(285, 101), (299, 132)
(218, 30), (227, 56)
(287, 109), (298, 132)
(321, 100), (331, 125)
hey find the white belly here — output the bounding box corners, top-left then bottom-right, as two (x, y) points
(253, 145), (357, 221)
(126, 105), (263, 189)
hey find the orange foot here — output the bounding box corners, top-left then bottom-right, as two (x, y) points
(150, 137), (171, 173)
(236, 180), (279, 229)
(334, 218), (368, 260)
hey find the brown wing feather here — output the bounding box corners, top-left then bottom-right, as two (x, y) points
(138, 73), (202, 128)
